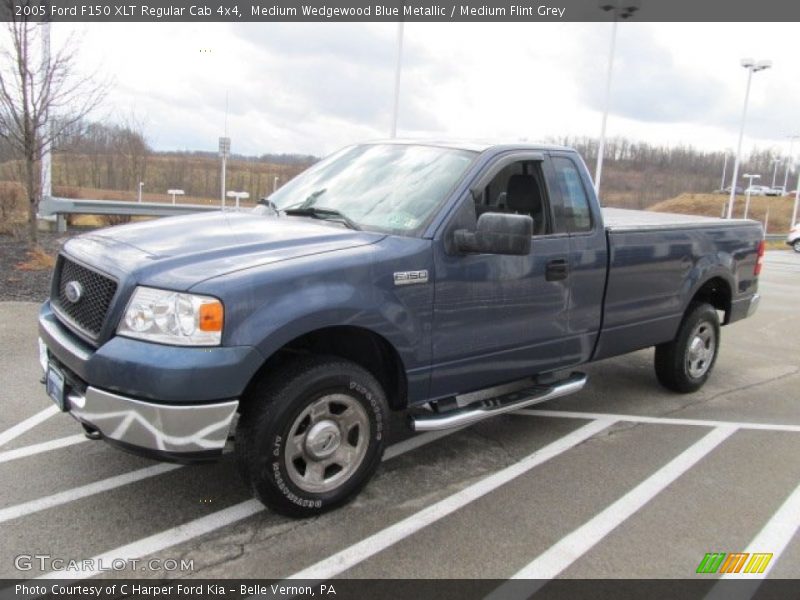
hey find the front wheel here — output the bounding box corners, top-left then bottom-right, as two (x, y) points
(654, 302), (720, 394)
(236, 355), (388, 517)
(793, 239), (800, 253)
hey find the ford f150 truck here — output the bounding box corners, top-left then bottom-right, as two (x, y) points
(38, 141), (764, 516)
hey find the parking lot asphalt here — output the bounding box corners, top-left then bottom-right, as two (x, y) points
(0, 251), (798, 583)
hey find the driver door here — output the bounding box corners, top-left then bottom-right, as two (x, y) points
(429, 153), (571, 399)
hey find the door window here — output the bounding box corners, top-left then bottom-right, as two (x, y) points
(552, 157), (593, 233)
(473, 161), (552, 236)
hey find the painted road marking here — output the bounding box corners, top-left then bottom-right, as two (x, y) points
(0, 406), (58, 448)
(0, 434), (87, 465)
(729, 481), (800, 578)
(703, 481), (800, 600)
(33, 418), (472, 579)
(486, 426), (737, 599)
(37, 500), (265, 580)
(2, 428), (464, 522)
(3, 428), (472, 523)
(518, 408), (800, 434)
(282, 419), (615, 583)
(0, 463), (181, 524)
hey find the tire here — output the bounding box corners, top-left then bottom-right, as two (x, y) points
(654, 302), (720, 394)
(793, 239), (800, 253)
(236, 355), (388, 517)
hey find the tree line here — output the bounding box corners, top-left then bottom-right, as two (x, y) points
(0, 119), (315, 203)
(1, 120), (792, 222)
(549, 135), (794, 208)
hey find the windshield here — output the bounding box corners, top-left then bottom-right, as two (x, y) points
(268, 144), (477, 235)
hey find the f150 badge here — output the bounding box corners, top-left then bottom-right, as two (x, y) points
(394, 270), (429, 286)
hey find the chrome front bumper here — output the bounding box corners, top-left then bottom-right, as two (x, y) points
(65, 386), (238, 457)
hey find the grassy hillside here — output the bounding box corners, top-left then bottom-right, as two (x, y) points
(649, 193), (796, 233)
(0, 152), (313, 205)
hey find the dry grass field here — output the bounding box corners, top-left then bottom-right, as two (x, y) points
(649, 192), (796, 234)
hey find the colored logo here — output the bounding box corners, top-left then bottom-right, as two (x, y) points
(696, 552), (773, 574)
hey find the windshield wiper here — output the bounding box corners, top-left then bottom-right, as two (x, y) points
(282, 189), (327, 212)
(283, 206), (361, 231)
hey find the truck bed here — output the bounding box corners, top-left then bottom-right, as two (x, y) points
(602, 207), (752, 232)
(593, 207), (763, 362)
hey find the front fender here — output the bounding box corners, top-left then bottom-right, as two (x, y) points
(190, 239), (435, 401)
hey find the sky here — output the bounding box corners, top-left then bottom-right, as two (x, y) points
(52, 21), (800, 159)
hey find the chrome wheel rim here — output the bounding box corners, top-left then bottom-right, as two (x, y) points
(685, 321), (716, 379)
(794, 240), (800, 252)
(284, 393), (370, 494)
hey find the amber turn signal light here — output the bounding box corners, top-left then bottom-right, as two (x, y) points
(199, 301), (224, 332)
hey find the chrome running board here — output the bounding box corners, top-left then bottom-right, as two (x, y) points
(410, 373), (587, 432)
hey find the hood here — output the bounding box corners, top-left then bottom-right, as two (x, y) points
(63, 211), (384, 290)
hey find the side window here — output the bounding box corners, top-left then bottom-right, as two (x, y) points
(473, 160), (552, 236)
(552, 157), (593, 233)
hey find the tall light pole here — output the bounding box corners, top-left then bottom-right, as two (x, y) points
(770, 157), (781, 189)
(727, 58), (771, 219)
(390, 21), (404, 138)
(594, 0), (640, 197)
(220, 92), (230, 206)
(782, 134), (800, 193)
(720, 152), (729, 191)
(219, 136), (230, 206)
(742, 173), (760, 219)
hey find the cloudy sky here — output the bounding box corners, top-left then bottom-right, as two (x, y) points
(55, 21), (799, 158)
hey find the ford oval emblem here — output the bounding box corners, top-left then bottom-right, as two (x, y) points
(64, 281), (84, 304)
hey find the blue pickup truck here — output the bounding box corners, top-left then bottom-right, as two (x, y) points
(38, 141), (764, 516)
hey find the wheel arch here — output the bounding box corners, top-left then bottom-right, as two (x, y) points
(686, 274), (733, 325)
(241, 325), (409, 414)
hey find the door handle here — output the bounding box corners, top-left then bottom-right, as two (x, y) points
(545, 258), (569, 281)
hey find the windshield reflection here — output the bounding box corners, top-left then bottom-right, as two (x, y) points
(267, 144), (477, 235)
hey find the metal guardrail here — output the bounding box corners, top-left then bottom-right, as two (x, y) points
(38, 196), (793, 239)
(39, 196), (223, 232)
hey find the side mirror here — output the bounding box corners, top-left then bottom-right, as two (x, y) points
(454, 212), (532, 256)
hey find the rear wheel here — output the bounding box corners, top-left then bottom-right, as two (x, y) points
(236, 355), (387, 517)
(654, 302), (720, 394)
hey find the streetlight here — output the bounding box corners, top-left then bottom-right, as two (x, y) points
(726, 58), (772, 219)
(782, 134), (800, 193)
(742, 174), (760, 219)
(167, 189), (185, 205)
(138, 182), (144, 203)
(226, 190), (249, 210)
(391, 21), (404, 138)
(719, 151), (730, 192)
(219, 136), (231, 206)
(273, 175), (280, 192)
(594, 0), (641, 198)
(770, 157), (782, 190)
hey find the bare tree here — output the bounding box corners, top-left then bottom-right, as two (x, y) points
(117, 113), (150, 191)
(0, 7), (107, 243)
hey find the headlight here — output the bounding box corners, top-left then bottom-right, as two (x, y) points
(117, 286), (224, 346)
